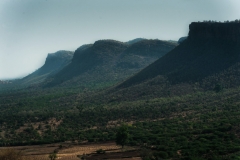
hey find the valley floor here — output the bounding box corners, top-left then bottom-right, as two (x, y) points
(0, 142), (141, 160)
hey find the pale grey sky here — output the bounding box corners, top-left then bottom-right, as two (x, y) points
(0, 0), (240, 79)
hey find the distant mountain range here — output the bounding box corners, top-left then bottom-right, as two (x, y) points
(43, 39), (177, 88)
(5, 21), (240, 96)
(5, 38), (177, 89)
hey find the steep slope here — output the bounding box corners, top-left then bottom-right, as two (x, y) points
(119, 22), (240, 88)
(20, 50), (73, 85)
(45, 39), (177, 88)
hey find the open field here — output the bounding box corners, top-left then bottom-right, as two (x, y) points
(0, 142), (141, 160)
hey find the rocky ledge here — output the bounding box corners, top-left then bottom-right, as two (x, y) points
(188, 22), (240, 42)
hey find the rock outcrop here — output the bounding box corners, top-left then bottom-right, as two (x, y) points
(188, 22), (240, 42)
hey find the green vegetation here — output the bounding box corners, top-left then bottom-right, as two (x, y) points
(115, 124), (129, 148)
(48, 153), (57, 160)
(1, 86), (240, 159)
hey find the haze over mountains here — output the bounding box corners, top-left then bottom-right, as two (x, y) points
(2, 22), (240, 94)
(12, 21), (240, 101)
(19, 50), (74, 85)
(13, 39), (177, 89)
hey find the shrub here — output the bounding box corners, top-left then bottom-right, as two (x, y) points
(49, 153), (57, 160)
(96, 149), (105, 154)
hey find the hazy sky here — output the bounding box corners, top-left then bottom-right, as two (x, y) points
(1, 0), (240, 79)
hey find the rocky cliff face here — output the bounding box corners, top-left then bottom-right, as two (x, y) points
(188, 22), (240, 42)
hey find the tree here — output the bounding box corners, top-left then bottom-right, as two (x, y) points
(115, 124), (129, 148)
(49, 153), (57, 160)
(214, 83), (223, 93)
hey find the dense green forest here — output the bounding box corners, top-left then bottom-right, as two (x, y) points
(1, 86), (240, 159)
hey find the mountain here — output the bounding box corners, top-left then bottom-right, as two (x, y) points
(119, 22), (240, 88)
(20, 50), (73, 85)
(101, 22), (240, 101)
(45, 39), (177, 88)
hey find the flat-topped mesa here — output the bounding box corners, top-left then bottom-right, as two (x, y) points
(188, 22), (240, 42)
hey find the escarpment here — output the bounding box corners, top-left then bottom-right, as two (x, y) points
(119, 22), (240, 88)
(188, 22), (240, 42)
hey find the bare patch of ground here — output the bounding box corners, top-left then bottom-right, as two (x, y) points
(0, 142), (140, 160)
(16, 118), (62, 135)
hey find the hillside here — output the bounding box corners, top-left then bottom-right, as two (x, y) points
(45, 39), (177, 88)
(19, 50), (73, 85)
(119, 22), (240, 89)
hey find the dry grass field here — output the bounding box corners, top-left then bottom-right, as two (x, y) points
(0, 142), (141, 160)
